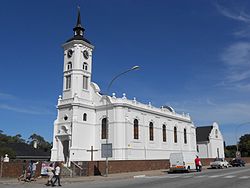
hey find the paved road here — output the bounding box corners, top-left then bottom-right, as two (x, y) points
(1, 166), (250, 188)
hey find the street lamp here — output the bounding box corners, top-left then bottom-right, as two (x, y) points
(105, 65), (140, 177)
(235, 122), (250, 158)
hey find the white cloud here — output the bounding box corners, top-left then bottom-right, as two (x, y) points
(221, 42), (250, 87)
(173, 99), (250, 125)
(0, 92), (54, 115)
(215, 2), (250, 23)
(216, 2), (250, 91)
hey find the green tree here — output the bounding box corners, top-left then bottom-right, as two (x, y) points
(225, 145), (237, 158)
(28, 133), (52, 152)
(239, 134), (250, 157)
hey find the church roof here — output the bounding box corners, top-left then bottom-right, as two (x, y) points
(66, 7), (91, 44)
(196, 126), (213, 142)
(5, 142), (50, 160)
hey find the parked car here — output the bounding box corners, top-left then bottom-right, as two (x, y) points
(210, 158), (229, 169)
(230, 158), (245, 167)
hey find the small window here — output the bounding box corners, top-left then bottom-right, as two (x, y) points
(83, 76), (88, 90)
(197, 145), (199, 152)
(184, 128), (187, 144)
(83, 62), (88, 71)
(162, 125), (166, 142)
(83, 113), (87, 121)
(65, 75), (71, 89)
(215, 129), (218, 138)
(101, 118), (107, 139)
(174, 127), (177, 143)
(149, 122), (154, 141)
(67, 62), (72, 70)
(134, 119), (139, 139)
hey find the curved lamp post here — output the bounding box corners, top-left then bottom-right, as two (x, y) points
(235, 122), (250, 158)
(105, 65), (139, 177)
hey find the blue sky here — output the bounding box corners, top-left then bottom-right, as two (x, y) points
(0, 0), (249, 145)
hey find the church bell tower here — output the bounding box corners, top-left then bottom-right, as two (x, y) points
(62, 7), (94, 101)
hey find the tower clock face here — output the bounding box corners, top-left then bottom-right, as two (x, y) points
(83, 50), (89, 59)
(67, 49), (73, 58)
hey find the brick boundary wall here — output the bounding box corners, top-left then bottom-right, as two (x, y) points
(1, 157), (250, 177)
(0, 161), (42, 178)
(87, 160), (170, 176)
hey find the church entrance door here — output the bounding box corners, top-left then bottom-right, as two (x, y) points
(62, 140), (70, 165)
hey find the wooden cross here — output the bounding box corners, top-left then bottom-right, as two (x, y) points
(86, 146), (98, 161)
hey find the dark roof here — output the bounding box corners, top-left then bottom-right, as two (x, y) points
(6, 143), (50, 159)
(66, 35), (91, 44)
(196, 126), (213, 142)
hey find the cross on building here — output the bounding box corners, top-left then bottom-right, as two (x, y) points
(86, 146), (98, 161)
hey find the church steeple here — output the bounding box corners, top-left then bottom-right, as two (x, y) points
(66, 6), (91, 44)
(73, 7), (85, 37)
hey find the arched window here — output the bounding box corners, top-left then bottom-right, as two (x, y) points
(101, 118), (107, 139)
(67, 62), (72, 70)
(215, 129), (218, 138)
(134, 119), (139, 139)
(184, 128), (187, 144)
(149, 122), (154, 141)
(162, 125), (166, 142)
(174, 127), (177, 143)
(83, 113), (87, 121)
(83, 62), (88, 71)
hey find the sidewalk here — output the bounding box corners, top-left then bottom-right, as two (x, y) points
(0, 169), (167, 185)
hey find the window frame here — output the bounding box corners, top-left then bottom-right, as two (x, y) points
(174, 126), (177, 143)
(134, 119), (139, 139)
(149, 122), (154, 141)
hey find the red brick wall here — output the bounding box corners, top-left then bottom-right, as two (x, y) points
(88, 160), (170, 176)
(0, 161), (42, 178)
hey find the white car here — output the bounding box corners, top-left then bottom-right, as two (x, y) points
(210, 158), (229, 169)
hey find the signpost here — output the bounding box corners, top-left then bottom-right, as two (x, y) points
(101, 143), (112, 158)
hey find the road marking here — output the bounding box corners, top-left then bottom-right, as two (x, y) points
(194, 175), (206, 178)
(209, 175), (221, 178)
(134, 175), (145, 178)
(239, 176), (250, 179)
(224, 175), (235, 178)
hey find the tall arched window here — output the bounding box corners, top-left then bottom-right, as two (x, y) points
(149, 122), (154, 141)
(184, 128), (187, 144)
(83, 113), (87, 121)
(67, 62), (72, 70)
(134, 119), (139, 139)
(101, 118), (107, 139)
(174, 127), (177, 143)
(83, 62), (88, 71)
(162, 125), (166, 142)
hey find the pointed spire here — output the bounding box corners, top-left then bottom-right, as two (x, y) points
(73, 6), (85, 37)
(76, 6), (82, 28)
(66, 6), (91, 44)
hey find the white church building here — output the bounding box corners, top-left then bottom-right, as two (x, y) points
(51, 9), (197, 164)
(196, 122), (225, 159)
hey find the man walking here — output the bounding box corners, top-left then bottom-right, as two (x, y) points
(195, 156), (202, 172)
(52, 162), (61, 187)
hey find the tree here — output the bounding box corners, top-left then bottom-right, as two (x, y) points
(225, 145), (237, 158)
(28, 133), (52, 152)
(239, 134), (250, 157)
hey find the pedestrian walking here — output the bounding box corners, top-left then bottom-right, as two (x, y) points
(195, 156), (202, 172)
(52, 162), (62, 186)
(45, 163), (55, 186)
(18, 160), (27, 181)
(31, 161), (39, 180)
